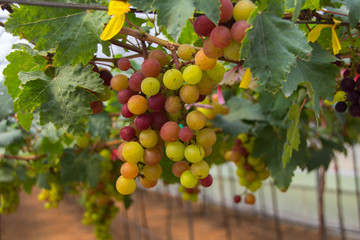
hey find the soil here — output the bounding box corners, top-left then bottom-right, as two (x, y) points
(1, 188), (341, 240)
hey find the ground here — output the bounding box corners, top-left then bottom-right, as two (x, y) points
(1, 188), (341, 240)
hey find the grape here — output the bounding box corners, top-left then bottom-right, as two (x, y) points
(203, 38), (224, 59)
(334, 91), (347, 102)
(349, 103), (360, 117)
(94, 85), (112, 102)
(76, 135), (90, 148)
(335, 101), (347, 113)
(233, 195), (241, 203)
(127, 95), (148, 115)
(210, 26), (232, 49)
(117, 142), (126, 161)
(100, 149), (112, 161)
(117, 89), (135, 104)
(223, 40), (241, 61)
(148, 93), (166, 111)
(183, 65), (203, 85)
(160, 121), (180, 142)
(110, 74), (128, 92)
(148, 50), (168, 67)
(253, 162), (265, 171)
(340, 77), (355, 92)
(166, 141), (185, 161)
(165, 96), (182, 113)
(163, 69), (184, 90)
(356, 78), (360, 91)
(129, 72), (145, 92)
(203, 146), (213, 157)
(178, 127), (194, 143)
(89, 62), (99, 72)
(248, 180), (262, 192)
(116, 176), (136, 195)
(184, 144), (205, 163)
(117, 58), (131, 71)
(120, 126), (136, 141)
(139, 129), (158, 148)
(258, 170), (270, 180)
(99, 69), (113, 86)
(196, 128), (216, 147)
(139, 177), (158, 188)
(347, 91), (360, 103)
(151, 111), (169, 130)
(180, 85), (200, 104)
(231, 20), (251, 43)
(195, 49), (217, 70)
(244, 193), (256, 205)
(120, 162), (139, 179)
(186, 110), (206, 130)
(144, 147), (163, 165)
(233, 0), (255, 21)
(122, 142), (144, 163)
(141, 77), (160, 96)
(200, 174), (213, 187)
(196, 73), (215, 95)
(248, 156), (261, 166)
(197, 94), (207, 103)
(180, 170), (198, 188)
(357, 64), (360, 74)
(190, 160), (209, 179)
(134, 113), (152, 130)
(141, 59), (161, 77)
(207, 61), (226, 84)
(342, 69), (351, 77)
(90, 101), (103, 114)
(245, 171), (257, 182)
(120, 103), (134, 118)
(193, 15), (216, 37)
(177, 44), (196, 61)
(219, 0), (234, 23)
(143, 164), (162, 180)
(172, 161), (190, 177)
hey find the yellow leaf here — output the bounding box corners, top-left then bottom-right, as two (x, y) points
(100, 14), (125, 41)
(108, 1), (131, 16)
(240, 68), (251, 89)
(307, 24), (329, 42)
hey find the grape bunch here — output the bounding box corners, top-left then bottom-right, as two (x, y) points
(225, 133), (270, 205)
(192, 0), (255, 62)
(112, 48), (224, 196)
(38, 182), (64, 209)
(334, 75), (360, 117)
(0, 180), (21, 214)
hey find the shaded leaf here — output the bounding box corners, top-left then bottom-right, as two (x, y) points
(0, 82), (13, 120)
(89, 111), (112, 140)
(347, 0), (360, 29)
(282, 104), (301, 166)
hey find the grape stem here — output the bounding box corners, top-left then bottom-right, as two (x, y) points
(0, 154), (47, 161)
(168, 43), (181, 70)
(0, 21), (4, 28)
(141, 40), (148, 59)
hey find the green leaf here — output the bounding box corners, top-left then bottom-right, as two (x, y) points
(307, 138), (343, 171)
(178, 19), (200, 45)
(153, 0), (220, 40)
(159, 154), (178, 184)
(37, 137), (64, 162)
(282, 104), (301, 167)
(241, 0), (311, 93)
(0, 120), (22, 147)
(89, 111), (112, 140)
(211, 115), (252, 137)
(14, 64), (104, 134)
(60, 149), (102, 188)
(206, 134), (235, 165)
(0, 164), (15, 182)
(4, 47), (47, 99)
(5, 5), (109, 66)
(225, 97), (266, 121)
(129, 0), (154, 11)
(292, 0), (305, 25)
(347, 0), (360, 29)
(0, 82), (13, 120)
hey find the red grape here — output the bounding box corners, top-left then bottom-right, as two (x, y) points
(193, 15), (216, 37)
(134, 114), (152, 130)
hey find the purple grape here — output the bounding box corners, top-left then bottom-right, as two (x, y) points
(117, 89), (135, 104)
(347, 91), (360, 103)
(335, 101), (347, 113)
(99, 69), (113, 86)
(340, 77), (355, 92)
(120, 126), (135, 141)
(356, 64), (360, 74)
(134, 114), (152, 130)
(151, 112), (168, 130)
(148, 93), (166, 111)
(349, 103), (360, 117)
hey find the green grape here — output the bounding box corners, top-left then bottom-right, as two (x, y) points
(223, 40), (241, 61)
(186, 110), (206, 130)
(95, 85), (112, 101)
(190, 160), (210, 179)
(239, 176), (249, 187)
(143, 164), (162, 180)
(141, 77), (160, 96)
(180, 170), (198, 188)
(166, 141), (185, 161)
(177, 44), (196, 61)
(207, 61), (226, 84)
(183, 65), (203, 85)
(196, 128), (217, 147)
(180, 85), (200, 104)
(182, 192), (192, 201)
(254, 162), (265, 171)
(116, 176), (136, 195)
(248, 179), (262, 192)
(258, 170), (270, 180)
(236, 167), (246, 177)
(184, 144), (205, 163)
(76, 135), (90, 148)
(100, 149), (112, 161)
(139, 129), (158, 148)
(248, 156), (261, 166)
(163, 69), (184, 90)
(122, 142), (144, 163)
(237, 133), (248, 143)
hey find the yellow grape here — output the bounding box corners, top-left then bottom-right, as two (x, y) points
(122, 142), (144, 163)
(183, 65), (203, 85)
(180, 85), (200, 104)
(116, 176), (136, 195)
(195, 49), (217, 70)
(184, 144), (205, 163)
(196, 128), (216, 147)
(139, 129), (158, 148)
(141, 77), (160, 96)
(186, 110), (206, 130)
(163, 69), (184, 90)
(207, 61), (226, 84)
(143, 164), (162, 180)
(180, 170), (198, 188)
(190, 160), (210, 179)
(177, 44), (196, 61)
(166, 141), (185, 161)
(233, 0), (255, 21)
(196, 73), (215, 95)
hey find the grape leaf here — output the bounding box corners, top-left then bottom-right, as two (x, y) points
(307, 138), (343, 171)
(5, 4), (109, 66)
(293, 0), (305, 24)
(159, 155), (178, 184)
(0, 82), (13, 121)
(14, 64), (104, 134)
(178, 19), (200, 45)
(241, 0), (311, 93)
(211, 116), (252, 137)
(347, 0), (360, 29)
(0, 120), (22, 147)
(0, 164), (15, 182)
(224, 97), (266, 121)
(206, 134), (235, 165)
(153, 0), (220, 40)
(3, 47), (47, 99)
(282, 104), (301, 167)
(129, 0), (154, 11)
(89, 111), (112, 140)
(60, 149), (102, 188)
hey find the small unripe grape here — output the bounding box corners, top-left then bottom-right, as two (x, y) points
(183, 65), (202, 85)
(180, 170), (198, 188)
(233, 0), (255, 21)
(76, 135), (90, 148)
(116, 176), (136, 195)
(117, 58), (131, 71)
(177, 44), (196, 61)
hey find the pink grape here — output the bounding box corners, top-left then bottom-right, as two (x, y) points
(117, 58), (131, 71)
(141, 59), (161, 77)
(210, 26), (232, 49)
(178, 127), (194, 143)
